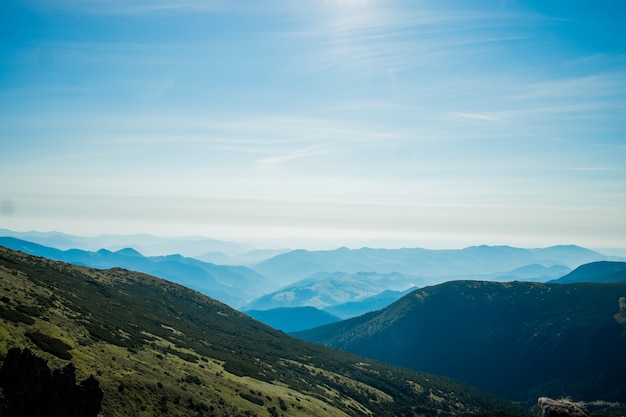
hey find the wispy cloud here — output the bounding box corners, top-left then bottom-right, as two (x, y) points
(291, 3), (534, 76)
(254, 146), (326, 169)
(510, 71), (626, 101)
(25, 0), (235, 14)
(447, 112), (497, 121)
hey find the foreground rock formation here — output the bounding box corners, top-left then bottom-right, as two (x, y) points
(538, 397), (589, 417)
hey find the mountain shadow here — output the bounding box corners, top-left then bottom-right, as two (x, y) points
(295, 279), (626, 406)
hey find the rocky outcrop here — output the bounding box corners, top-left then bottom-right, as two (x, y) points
(538, 397), (589, 417)
(0, 347), (103, 417)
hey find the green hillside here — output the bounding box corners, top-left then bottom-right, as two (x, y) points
(0, 246), (521, 417)
(296, 280), (626, 406)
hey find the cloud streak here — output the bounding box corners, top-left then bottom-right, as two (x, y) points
(24, 0), (238, 15)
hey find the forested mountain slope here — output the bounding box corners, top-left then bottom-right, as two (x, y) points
(296, 279), (626, 405)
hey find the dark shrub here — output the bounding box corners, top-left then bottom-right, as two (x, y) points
(26, 331), (72, 360)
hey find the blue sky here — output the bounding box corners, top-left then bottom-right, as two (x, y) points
(1, 0), (625, 249)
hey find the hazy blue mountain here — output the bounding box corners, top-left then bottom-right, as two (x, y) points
(486, 263), (571, 282)
(549, 261), (626, 284)
(245, 307), (341, 332)
(254, 245), (609, 286)
(0, 237), (271, 308)
(323, 288), (417, 319)
(0, 229), (90, 251)
(0, 229), (259, 258)
(242, 271), (424, 311)
(194, 248), (290, 267)
(295, 279), (626, 405)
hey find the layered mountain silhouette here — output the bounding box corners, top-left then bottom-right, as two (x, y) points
(5, 235), (607, 314)
(244, 263), (573, 313)
(296, 280), (626, 405)
(253, 245), (607, 286)
(245, 288), (418, 332)
(243, 271), (422, 311)
(0, 245), (522, 417)
(0, 236), (271, 308)
(0, 229), (288, 265)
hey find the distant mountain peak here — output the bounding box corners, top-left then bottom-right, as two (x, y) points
(114, 247), (143, 256)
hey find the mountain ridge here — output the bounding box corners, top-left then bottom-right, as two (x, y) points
(254, 244), (613, 286)
(243, 271), (423, 311)
(0, 229), (280, 262)
(0, 236), (272, 308)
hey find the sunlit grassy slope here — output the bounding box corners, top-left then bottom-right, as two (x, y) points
(0, 246), (522, 417)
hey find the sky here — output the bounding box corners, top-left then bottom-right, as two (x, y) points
(1, 0), (625, 250)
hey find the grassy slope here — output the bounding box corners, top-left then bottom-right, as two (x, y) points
(0, 246), (521, 417)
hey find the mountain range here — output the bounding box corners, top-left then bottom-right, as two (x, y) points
(0, 229), (287, 265)
(0, 236), (271, 308)
(0, 245), (522, 417)
(244, 288), (418, 333)
(295, 279), (626, 406)
(253, 245), (612, 287)
(242, 271), (422, 311)
(4, 232), (625, 326)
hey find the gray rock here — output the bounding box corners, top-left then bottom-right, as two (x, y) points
(538, 397), (589, 417)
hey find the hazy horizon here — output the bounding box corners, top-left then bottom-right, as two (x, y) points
(1, 1), (625, 250)
(3, 227), (626, 256)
